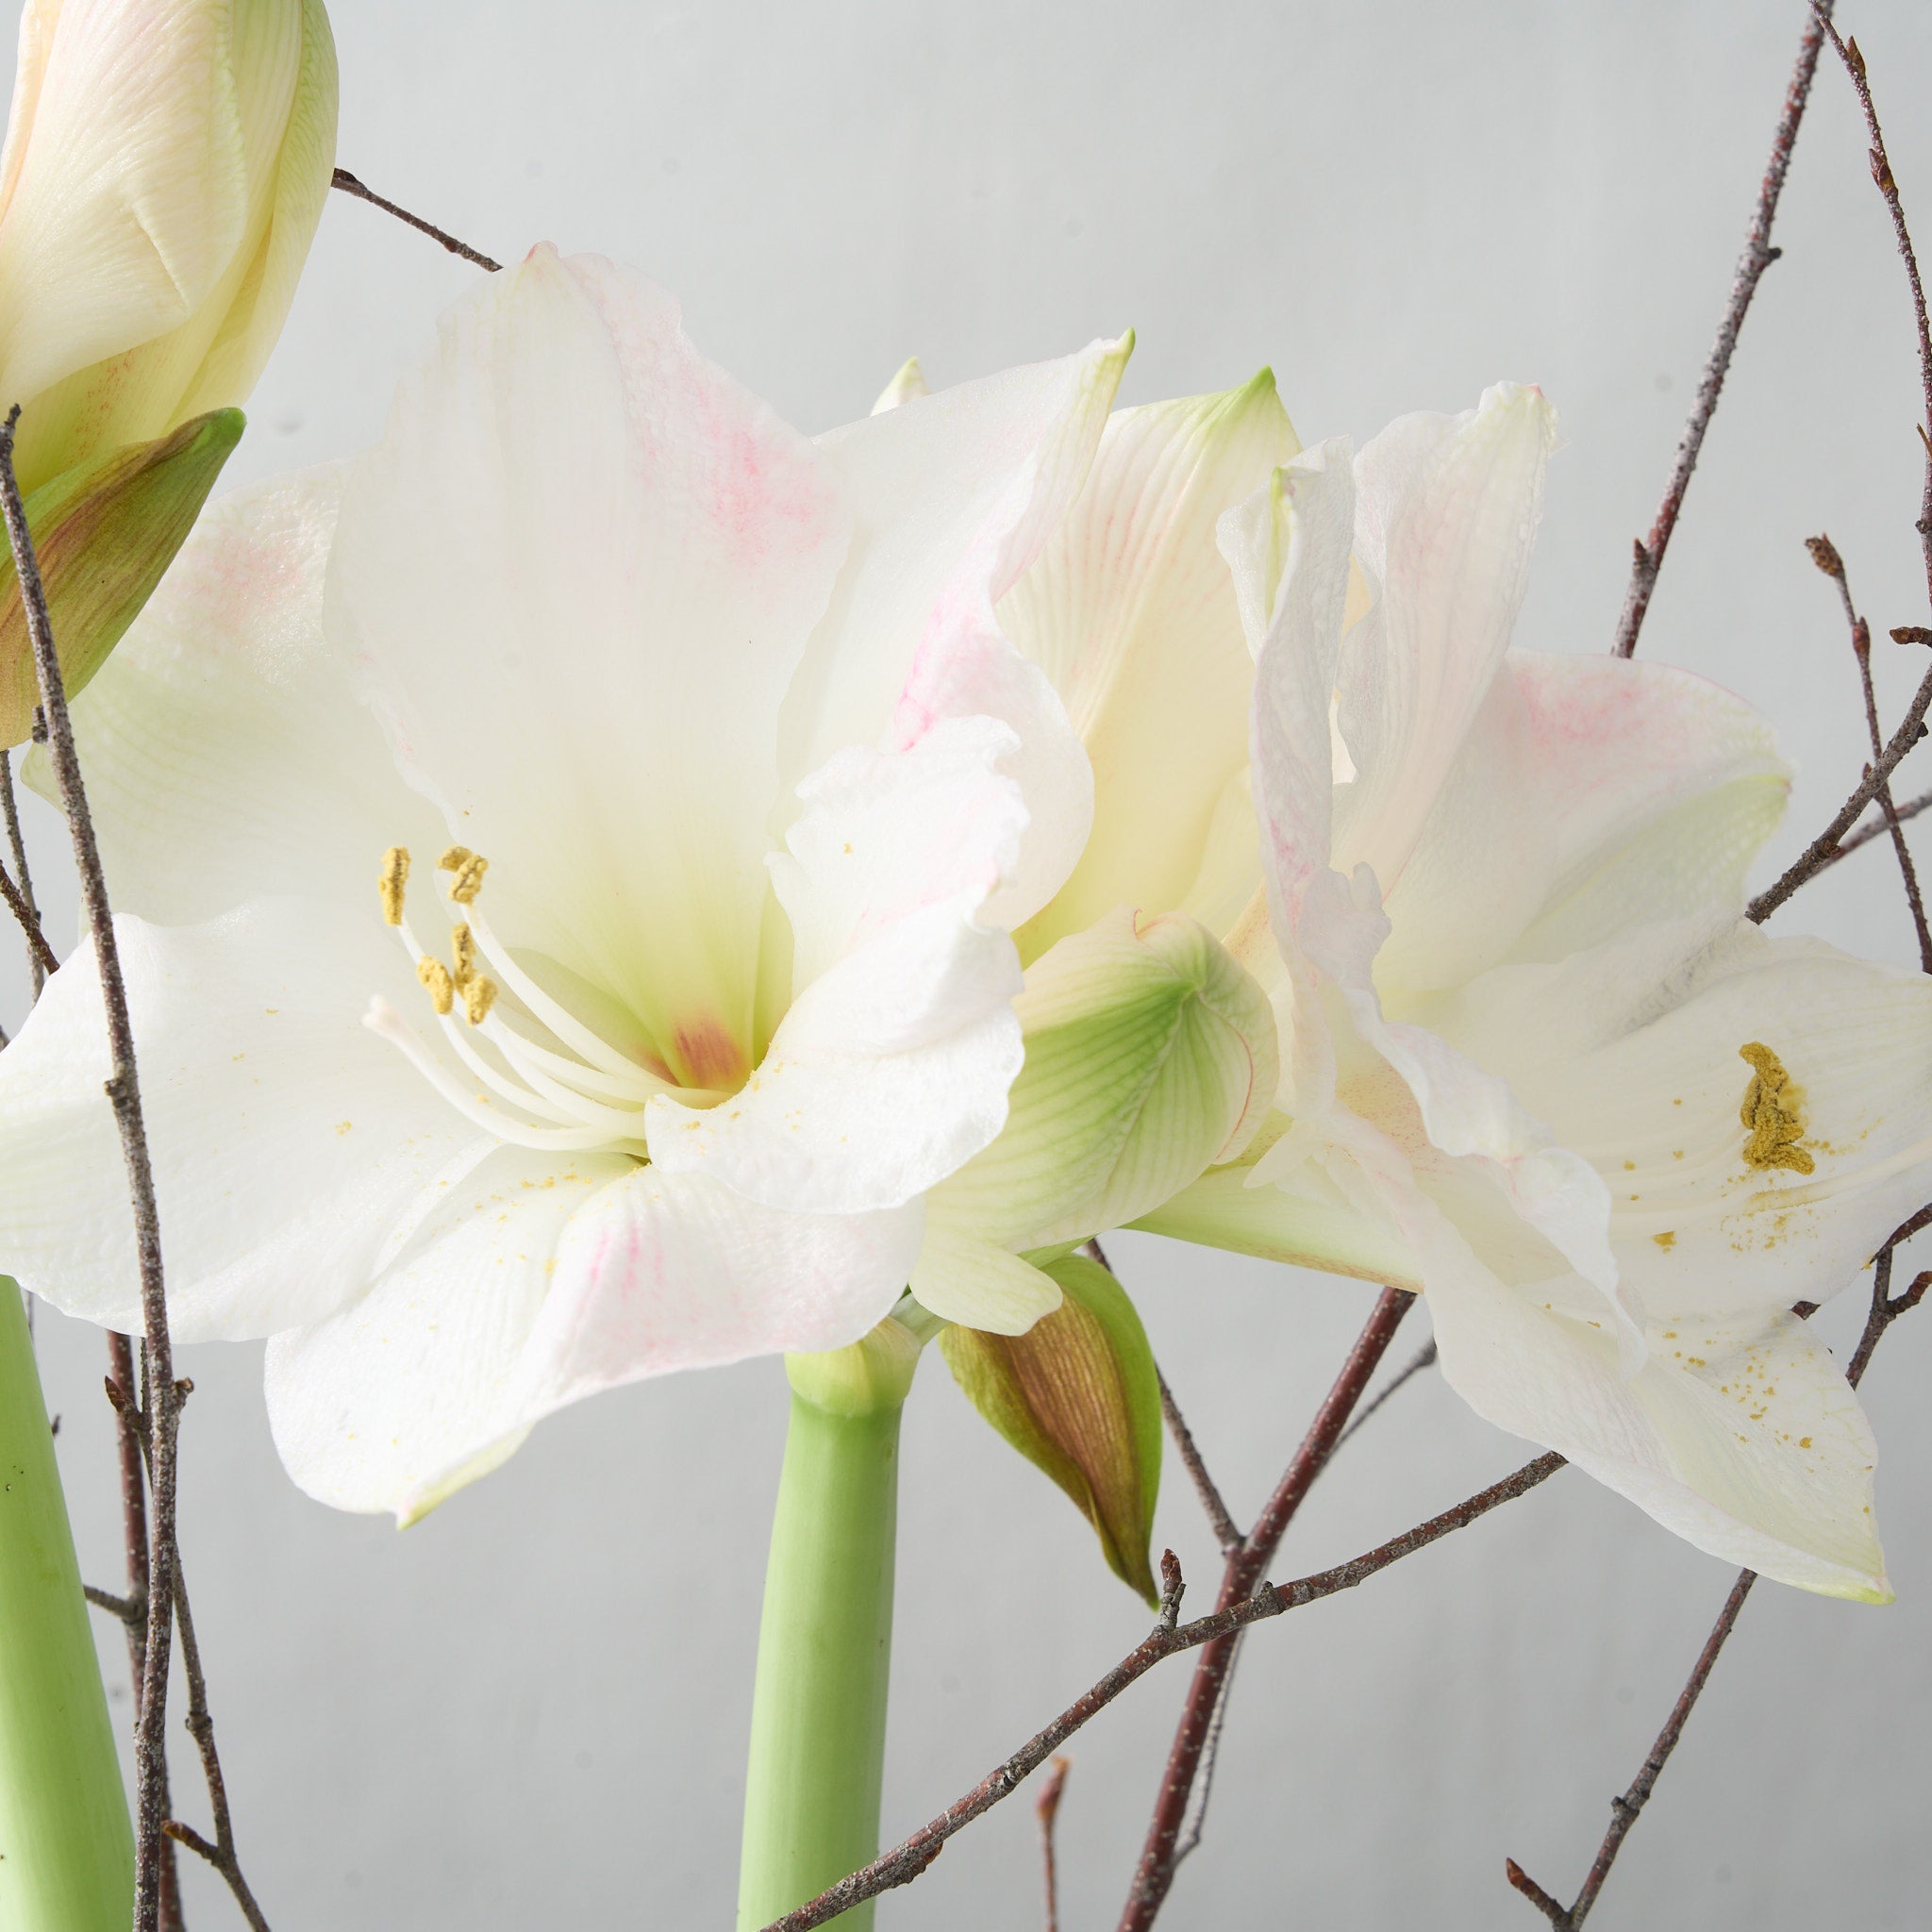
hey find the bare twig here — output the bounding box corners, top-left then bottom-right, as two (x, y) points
(0, 745), (43, 997)
(0, 408), (181, 1932)
(758, 1451), (1567, 1931)
(1811, 9), (1932, 610)
(83, 1583), (142, 1623)
(1155, 1368), (1241, 1556)
(1747, 657), (1932, 922)
(1330, 1339), (1440, 1458)
(1807, 534), (1932, 967)
(1612, 1), (1836, 657)
(329, 168), (503, 273)
(0, 850), (57, 974)
(1036, 1757), (1071, 1932)
(167, 1556), (272, 1932)
(1507, 1205), (1930, 1928)
(1118, 1287), (1417, 1929)
(1823, 782), (1932, 867)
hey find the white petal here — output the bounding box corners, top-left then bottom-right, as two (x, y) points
(261, 1145), (631, 1522)
(0, 901), (479, 1341)
(1374, 650), (1788, 993)
(25, 466), (438, 927)
(908, 1224), (1062, 1334)
(510, 1166), (922, 1419)
(1424, 920), (1932, 1320)
(1416, 1187), (1888, 1598)
(329, 247), (852, 1091)
(1005, 375), (1298, 954)
(1330, 384), (1557, 897)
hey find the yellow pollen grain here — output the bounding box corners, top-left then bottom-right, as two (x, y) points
(1738, 1041), (1815, 1174)
(463, 974), (499, 1026)
(1799, 1436), (1812, 1449)
(379, 846), (410, 924)
(451, 923), (477, 988)
(1653, 1230), (1676, 1251)
(417, 956), (455, 1016)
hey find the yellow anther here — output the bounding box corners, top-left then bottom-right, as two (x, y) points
(462, 974), (498, 1026)
(439, 845), (489, 905)
(379, 847), (410, 925)
(417, 956), (454, 1016)
(1739, 1041), (1814, 1174)
(451, 923), (477, 988)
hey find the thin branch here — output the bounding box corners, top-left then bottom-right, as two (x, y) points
(167, 1553), (272, 1932)
(0, 408), (182, 1932)
(0, 745), (43, 997)
(1118, 1287), (1417, 1929)
(1746, 657), (1932, 922)
(329, 169), (503, 273)
(83, 1583), (142, 1623)
(1612, 1), (1835, 657)
(758, 1452), (1567, 1931)
(1507, 1204), (1930, 1928)
(1330, 1339), (1439, 1458)
(1156, 1368), (1241, 1556)
(1811, 9), (1932, 611)
(1807, 534), (1932, 967)
(0, 844), (57, 974)
(1822, 782), (1932, 867)
(1036, 1757), (1071, 1932)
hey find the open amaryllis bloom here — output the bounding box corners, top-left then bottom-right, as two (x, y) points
(0, 246), (1141, 1520)
(1152, 382), (1932, 1598)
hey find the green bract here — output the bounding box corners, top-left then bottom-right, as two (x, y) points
(0, 408), (243, 745)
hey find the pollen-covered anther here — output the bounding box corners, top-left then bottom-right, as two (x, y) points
(417, 956), (455, 1016)
(1739, 1041), (1815, 1174)
(451, 923), (477, 989)
(379, 846), (410, 925)
(438, 844), (489, 905)
(462, 974), (498, 1026)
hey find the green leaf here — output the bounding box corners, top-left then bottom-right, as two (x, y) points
(938, 1252), (1163, 1603)
(1, 409), (245, 746)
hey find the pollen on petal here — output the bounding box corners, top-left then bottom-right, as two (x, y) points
(379, 847), (410, 925)
(463, 974), (499, 1026)
(417, 957), (455, 1015)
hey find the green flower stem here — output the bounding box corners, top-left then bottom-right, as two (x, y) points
(0, 1280), (134, 1931)
(736, 1319), (921, 1931)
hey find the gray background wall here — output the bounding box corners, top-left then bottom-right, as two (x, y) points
(8, 2), (1932, 1925)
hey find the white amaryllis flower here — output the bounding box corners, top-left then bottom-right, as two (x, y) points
(0, 246), (1133, 1521)
(1158, 382), (1932, 1599)
(0, 0), (337, 496)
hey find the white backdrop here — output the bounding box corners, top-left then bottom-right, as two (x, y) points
(9, 2), (1932, 1926)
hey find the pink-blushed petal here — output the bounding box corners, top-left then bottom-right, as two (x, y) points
(788, 335), (1131, 786)
(1374, 650), (1789, 994)
(1329, 384), (1557, 898)
(261, 1145), (631, 1522)
(508, 1167), (923, 1422)
(25, 465), (441, 927)
(1006, 374), (1299, 956)
(328, 246), (852, 1090)
(1423, 919), (1932, 1321)
(0, 900), (480, 1341)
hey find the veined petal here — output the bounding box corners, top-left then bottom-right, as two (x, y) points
(648, 713), (1029, 1214)
(261, 1145), (631, 1522)
(0, 900), (480, 1341)
(924, 908), (1277, 1255)
(1423, 920), (1932, 1319)
(1330, 384), (1556, 897)
(1007, 374), (1299, 955)
(25, 465), (440, 924)
(329, 246), (852, 1089)
(509, 1167), (923, 1419)
(1415, 1187), (1888, 1598)
(1375, 650), (1789, 994)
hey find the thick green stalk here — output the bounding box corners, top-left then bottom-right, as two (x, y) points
(0, 1280), (135, 1930)
(736, 1319), (920, 1931)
